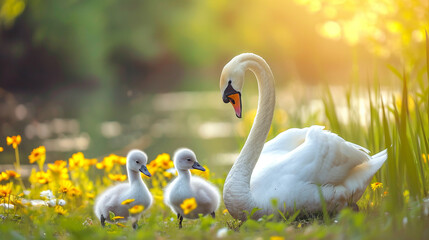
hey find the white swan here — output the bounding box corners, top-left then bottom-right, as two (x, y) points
(220, 53), (387, 221)
(94, 149), (153, 229)
(164, 148), (220, 228)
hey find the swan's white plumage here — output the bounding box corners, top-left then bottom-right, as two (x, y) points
(94, 150), (153, 225)
(220, 53), (388, 220)
(164, 148), (220, 219)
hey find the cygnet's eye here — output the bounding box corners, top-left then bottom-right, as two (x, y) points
(187, 158), (191, 162)
(136, 161), (140, 164)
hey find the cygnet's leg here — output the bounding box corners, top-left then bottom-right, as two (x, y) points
(178, 214), (183, 229)
(211, 212), (216, 218)
(100, 214), (106, 227)
(132, 220), (138, 230)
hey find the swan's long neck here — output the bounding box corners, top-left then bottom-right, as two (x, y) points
(223, 54), (275, 220)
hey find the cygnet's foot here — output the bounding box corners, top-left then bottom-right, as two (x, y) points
(100, 214), (106, 227)
(178, 214), (183, 229)
(132, 221), (138, 230)
(211, 212), (216, 218)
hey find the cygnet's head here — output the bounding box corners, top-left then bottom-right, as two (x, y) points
(173, 148), (205, 172)
(127, 150), (151, 177)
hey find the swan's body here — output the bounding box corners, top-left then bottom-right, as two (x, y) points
(164, 148), (220, 228)
(94, 150), (153, 229)
(220, 53), (387, 221)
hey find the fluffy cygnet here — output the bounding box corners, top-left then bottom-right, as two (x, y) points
(94, 149), (152, 229)
(164, 148), (220, 228)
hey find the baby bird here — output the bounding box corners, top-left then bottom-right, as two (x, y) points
(164, 148), (220, 228)
(94, 150), (152, 229)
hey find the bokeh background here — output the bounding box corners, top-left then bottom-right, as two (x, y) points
(0, 0), (428, 171)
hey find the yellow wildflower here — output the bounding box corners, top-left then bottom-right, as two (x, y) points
(69, 152), (85, 170)
(5, 170), (20, 179)
(68, 187), (82, 197)
(0, 147), (3, 152)
(155, 153), (173, 170)
(28, 146), (46, 164)
(180, 198), (197, 215)
(270, 236), (285, 240)
(58, 180), (73, 194)
(129, 205), (144, 214)
(0, 172), (9, 182)
(108, 174), (127, 182)
(55, 206), (68, 215)
(121, 199), (135, 205)
(86, 192), (95, 199)
(116, 223), (126, 227)
(84, 158), (98, 168)
(0, 182), (13, 197)
(29, 170), (51, 184)
(371, 182), (383, 191)
(112, 216), (124, 220)
(222, 209), (229, 215)
(6, 135), (21, 149)
(163, 171), (173, 179)
(404, 190), (410, 202)
(190, 165), (210, 179)
(48, 160), (69, 180)
(96, 155), (114, 172)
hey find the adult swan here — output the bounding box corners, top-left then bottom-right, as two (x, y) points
(220, 53), (387, 221)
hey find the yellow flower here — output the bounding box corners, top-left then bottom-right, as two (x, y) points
(6, 135), (21, 149)
(108, 174), (127, 182)
(55, 206), (68, 215)
(84, 158), (98, 168)
(155, 153), (173, 170)
(68, 187), (82, 197)
(163, 171), (173, 179)
(29, 170), (51, 184)
(180, 198), (197, 215)
(96, 155), (114, 172)
(28, 146), (46, 164)
(48, 160), (69, 180)
(0, 172), (9, 182)
(190, 165), (210, 179)
(121, 199), (135, 205)
(0, 147), (3, 152)
(129, 205), (144, 214)
(222, 209), (229, 215)
(58, 180), (73, 194)
(116, 223), (126, 227)
(371, 182), (383, 191)
(270, 236), (285, 240)
(69, 152), (85, 170)
(0, 182), (13, 197)
(5, 170), (20, 179)
(86, 192), (95, 199)
(112, 216), (124, 220)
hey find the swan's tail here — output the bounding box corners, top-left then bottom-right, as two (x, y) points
(343, 149), (388, 201)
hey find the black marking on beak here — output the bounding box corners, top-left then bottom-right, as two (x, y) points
(192, 162), (206, 171)
(223, 80), (239, 103)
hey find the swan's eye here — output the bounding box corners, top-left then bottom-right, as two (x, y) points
(187, 158), (191, 162)
(136, 161), (140, 164)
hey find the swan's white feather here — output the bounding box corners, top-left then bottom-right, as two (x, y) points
(250, 126), (387, 213)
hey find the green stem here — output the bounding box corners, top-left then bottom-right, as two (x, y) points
(14, 146), (20, 172)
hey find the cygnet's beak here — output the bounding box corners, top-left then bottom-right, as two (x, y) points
(222, 83), (242, 118)
(192, 162), (206, 171)
(139, 165), (151, 177)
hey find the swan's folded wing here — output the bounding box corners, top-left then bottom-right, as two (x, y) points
(254, 126), (371, 185)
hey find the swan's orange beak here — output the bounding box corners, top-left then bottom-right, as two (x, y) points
(226, 93), (242, 118)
